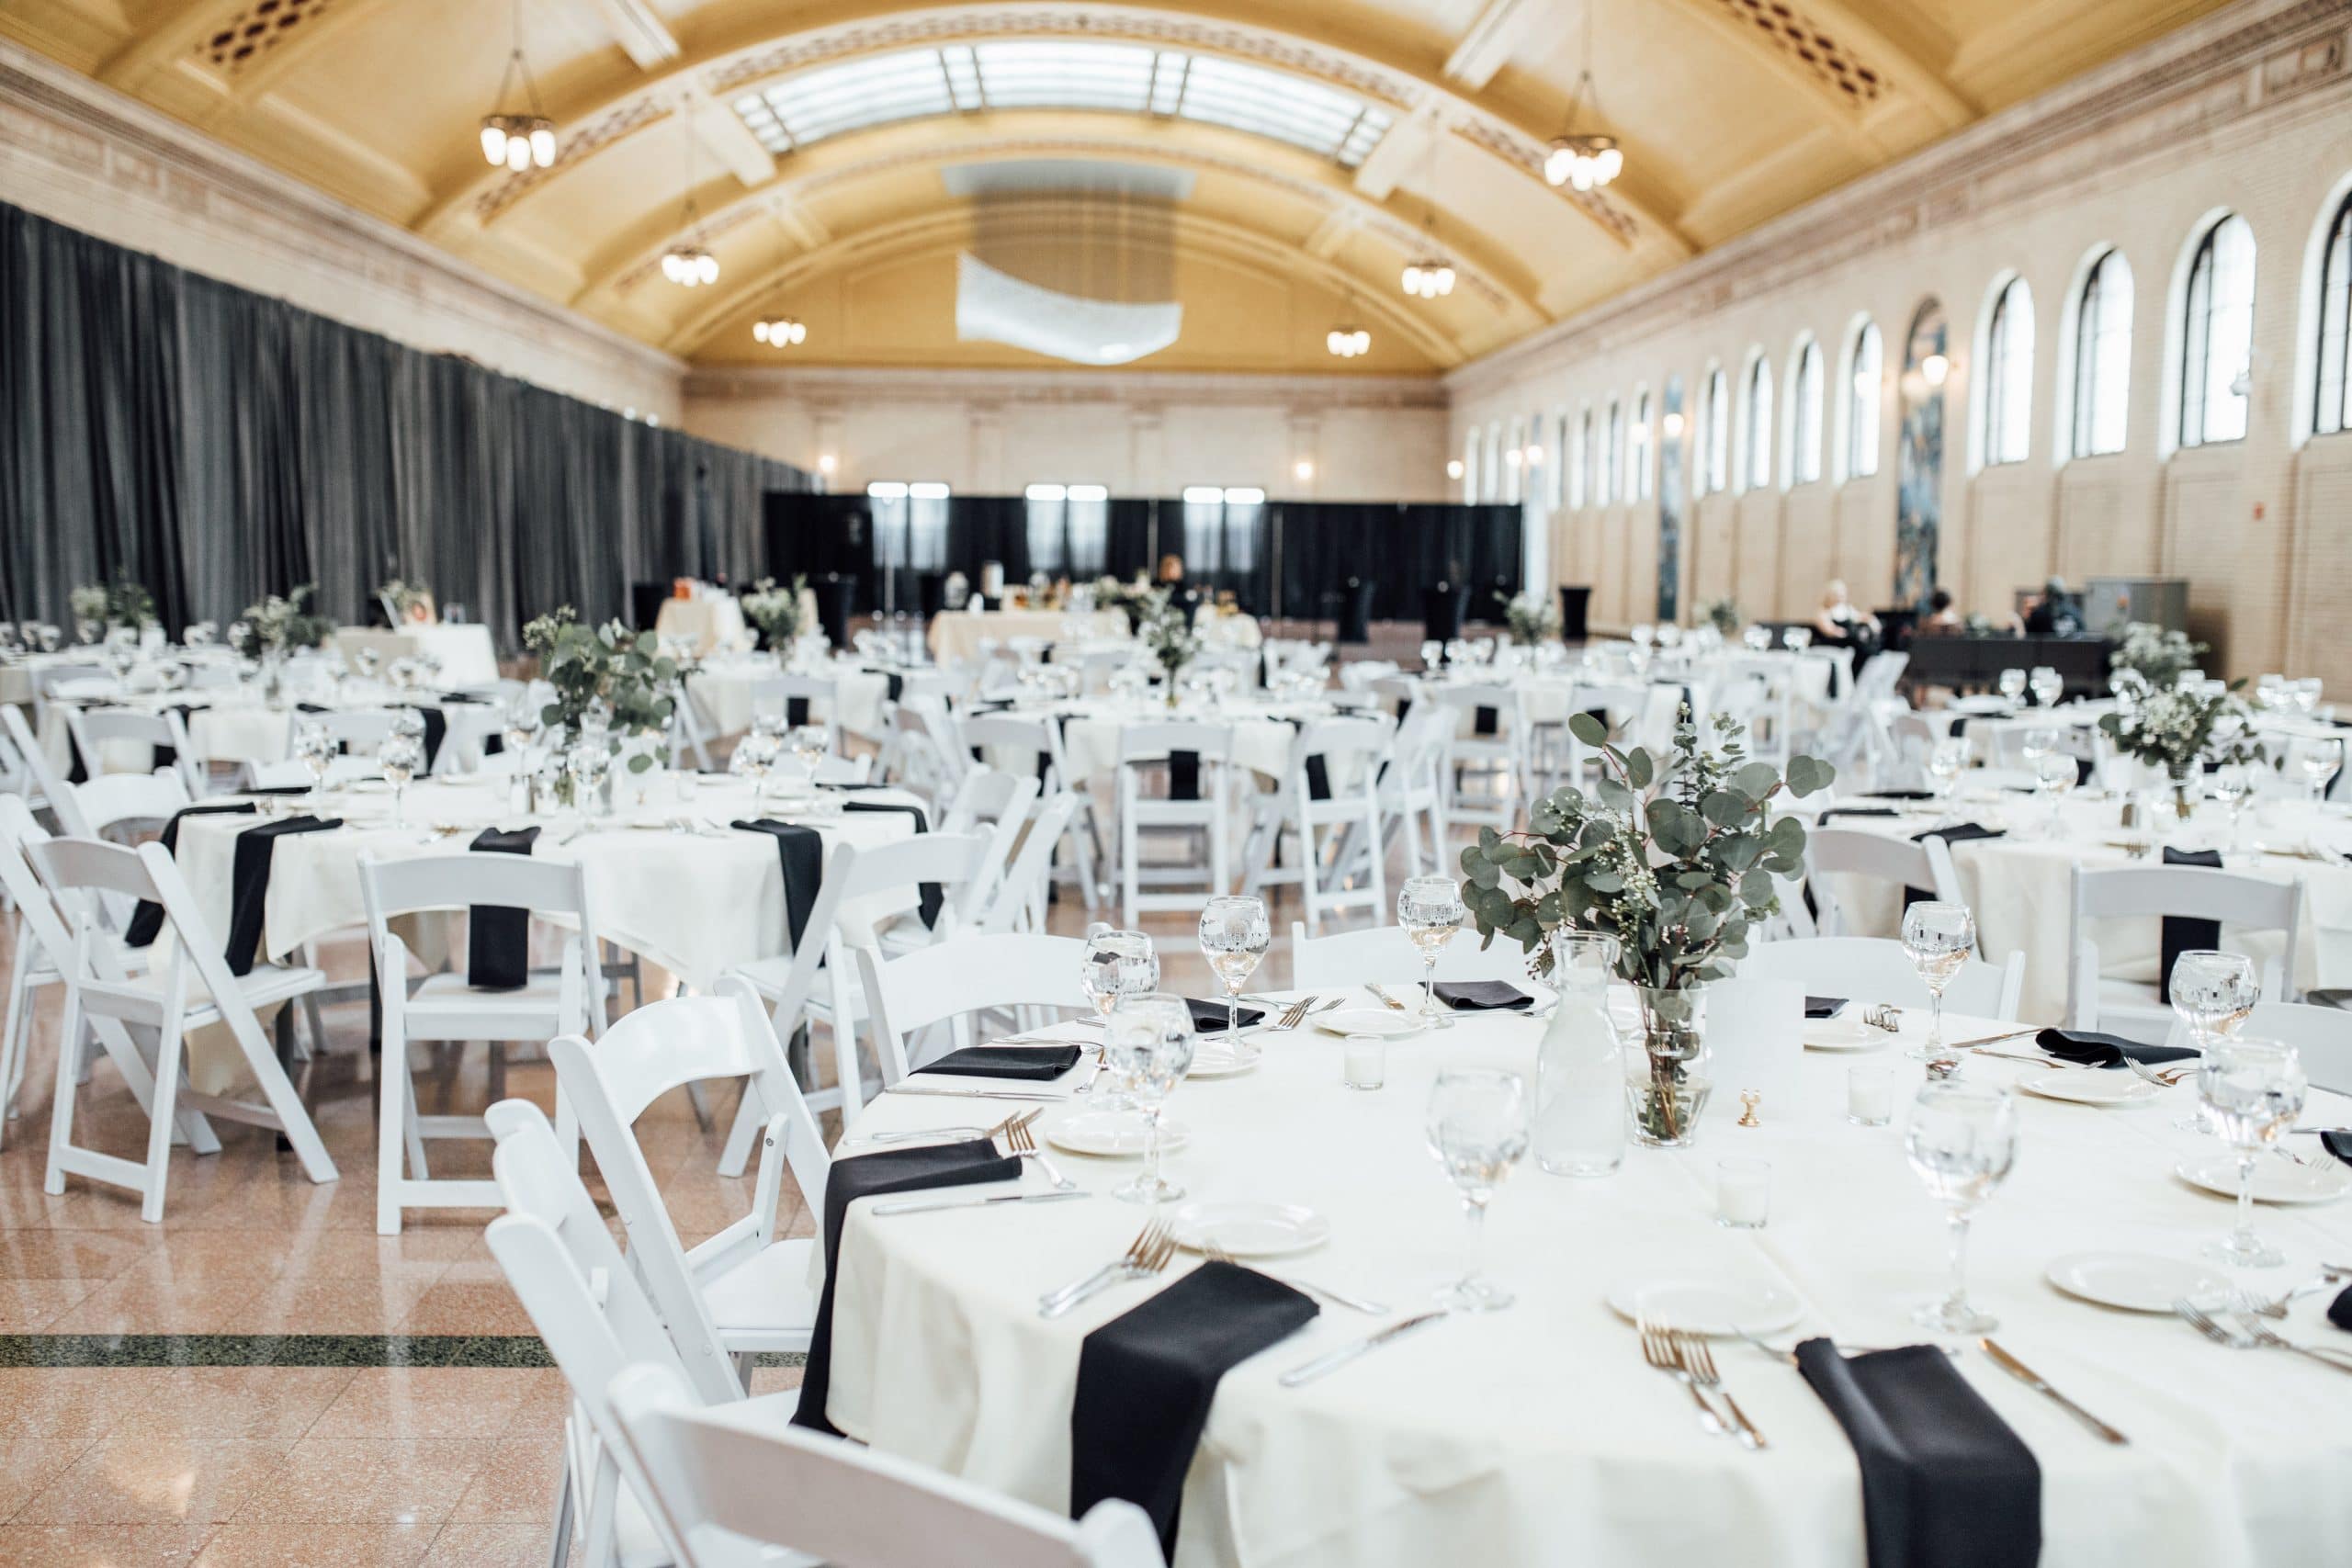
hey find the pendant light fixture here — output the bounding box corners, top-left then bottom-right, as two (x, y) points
(1325, 293), (1371, 358)
(659, 125), (720, 288)
(752, 311), (808, 347)
(479, 0), (556, 172)
(1399, 131), (1456, 299)
(1544, 6), (1623, 193)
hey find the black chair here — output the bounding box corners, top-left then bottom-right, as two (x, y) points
(1421, 583), (1465, 644)
(814, 573), (857, 649)
(1557, 585), (1592, 642)
(1336, 578), (1375, 644)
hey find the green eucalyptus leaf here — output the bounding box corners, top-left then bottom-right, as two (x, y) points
(1568, 711), (1610, 747)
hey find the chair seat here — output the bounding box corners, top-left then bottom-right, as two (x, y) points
(119, 960), (324, 1016)
(2094, 976), (2174, 1044)
(701, 1237), (820, 1350)
(406, 968), (571, 1028)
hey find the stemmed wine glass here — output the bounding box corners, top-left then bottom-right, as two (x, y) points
(1928, 738), (1965, 818)
(1079, 928), (1159, 1105)
(2017, 726), (2057, 774)
(377, 732), (423, 828)
(2028, 665), (2064, 709)
(1425, 1068), (1530, 1313)
(729, 729), (780, 796)
(2032, 751), (2075, 838)
(786, 724), (830, 789)
(1106, 992), (1195, 1205)
(2292, 737), (2342, 810)
(2211, 763), (2253, 851)
(2170, 949), (2259, 1132)
(294, 721), (335, 807)
(1996, 667), (2028, 707)
(1905, 1081), (2019, 1334)
(1398, 874), (1466, 1030)
(1198, 895), (1271, 1039)
(1901, 901), (1975, 1061)
(2197, 1037), (2306, 1269)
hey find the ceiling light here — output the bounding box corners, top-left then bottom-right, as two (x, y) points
(480, 1), (556, 171)
(1920, 353), (1950, 386)
(1324, 323), (1371, 358)
(817, 454), (838, 474)
(1523, 444), (1544, 466)
(1662, 412), (1686, 438)
(1401, 258), (1456, 299)
(752, 314), (808, 346)
(661, 131), (719, 288)
(1544, 11), (1623, 193)
(1446, 458), (1464, 479)
(1294, 459), (1315, 480)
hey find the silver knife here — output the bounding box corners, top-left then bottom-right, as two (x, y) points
(887, 1085), (1069, 1103)
(1977, 1339), (2128, 1444)
(1279, 1311), (1448, 1387)
(870, 1189), (1090, 1217)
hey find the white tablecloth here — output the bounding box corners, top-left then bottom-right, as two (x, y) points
(332, 624), (500, 687)
(929, 610), (1129, 665)
(40, 687), (503, 771)
(978, 698), (1344, 784)
(687, 660), (893, 740)
(655, 595), (749, 658)
(821, 993), (2352, 1568)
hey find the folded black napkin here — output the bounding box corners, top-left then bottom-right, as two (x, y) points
(785, 694), (810, 728)
(2319, 1131), (2352, 1168)
(731, 818), (825, 948)
(242, 784), (314, 796)
(1070, 1261), (1317, 1558)
(2330, 1285), (2352, 1335)
(1186, 997), (1264, 1033)
(1272, 720), (1335, 801)
(466, 826), (541, 991)
(794, 1139), (1019, 1436)
(1433, 980), (1532, 1011)
(913, 1043), (1083, 1081)
(883, 672), (904, 704)
(1792, 1338), (2041, 1568)
(2033, 1027), (2198, 1068)
(405, 705), (447, 770)
(840, 800), (942, 928)
(2315, 991), (2352, 1011)
(2159, 847), (2224, 1006)
(224, 815), (342, 975)
(1169, 749), (1202, 803)
(1806, 996), (1848, 1020)
(1913, 822), (2007, 847)
(1819, 807), (1899, 822)
(125, 802), (259, 947)
(1473, 705), (1499, 736)
(1864, 790), (1937, 801)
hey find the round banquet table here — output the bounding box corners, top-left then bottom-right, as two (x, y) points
(1804, 788), (2352, 1020)
(39, 685), (504, 771)
(973, 696), (1364, 785)
(653, 594), (749, 658)
(929, 609), (1130, 665)
(165, 773), (925, 992)
(686, 657), (894, 740)
(819, 989), (2352, 1568)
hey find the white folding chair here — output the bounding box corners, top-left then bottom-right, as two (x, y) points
(1288, 920), (1534, 991)
(609, 1361), (1165, 1568)
(65, 706), (204, 798)
(1803, 828), (1966, 941)
(751, 673), (842, 754)
(360, 851), (605, 1234)
(1114, 720), (1233, 927)
(28, 837), (335, 1220)
(551, 980), (829, 1397)
(2067, 864), (2301, 1041)
(1739, 934), (2024, 1020)
(960, 711), (1103, 908)
(1435, 683), (1532, 832)
(857, 931), (1091, 1083)
(978, 791), (1083, 935)
(300, 708), (400, 752)
(937, 767), (1042, 920)
(1241, 716), (1389, 935)
(241, 755), (379, 791)
(1369, 701), (1453, 878)
(2239, 1001), (2352, 1095)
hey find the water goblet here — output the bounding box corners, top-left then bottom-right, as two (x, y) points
(2171, 950), (2257, 1049)
(729, 729), (780, 796)
(377, 732), (423, 827)
(1197, 896), (1270, 1038)
(1996, 667), (2027, 706)
(37, 626), (62, 653)
(1905, 1081), (2020, 1334)
(786, 724), (829, 788)
(1901, 901), (1975, 1061)
(1080, 929), (1159, 1107)
(1928, 738), (1966, 819)
(2028, 665), (2064, 709)
(1106, 993), (1196, 1205)
(2292, 677), (2323, 716)
(1425, 1068), (1530, 1312)
(1397, 874), (1466, 1030)
(2033, 751), (2075, 837)
(2018, 727), (2057, 769)
(2293, 737), (2341, 808)
(2197, 1037), (2306, 1269)
(294, 721), (335, 807)
(1742, 625), (1770, 652)
(2210, 763), (2253, 851)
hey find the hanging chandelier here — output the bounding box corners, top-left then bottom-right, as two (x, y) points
(478, 0), (555, 171)
(1544, 10), (1623, 193)
(1325, 321), (1371, 359)
(1401, 134), (1455, 299)
(660, 132), (719, 288)
(1401, 251), (1455, 300)
(752, 313), (807, 346)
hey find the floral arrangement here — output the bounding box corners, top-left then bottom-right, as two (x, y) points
(2110, 621), (2207, 693)
(1701, 597), (1742, 637)
(1497, 590), (1561, 647)
(1460, 709), (1834, 1143)
(522, 607), (677, 772)
(740, 576), (808, 650)
(1137, 587), (1199, 698)
(2098, 680), (2261, 791)
(1962, 613), (2009, 638)
(379, 577), (433, 624)
(70, 580), (157, 630)
(230, 584), (334, 659)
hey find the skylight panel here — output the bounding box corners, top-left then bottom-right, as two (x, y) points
(942, 45), (983, 110)
(974, 42), (1155, 112)
(1175, 55), (1364, 157)
(1147, 52), (1187, 115)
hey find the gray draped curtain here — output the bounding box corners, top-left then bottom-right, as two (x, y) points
(0, 200), (811, 649)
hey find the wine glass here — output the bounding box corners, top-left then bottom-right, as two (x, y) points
(1397, 874), (1466, 1030)
(1905, 1081), (2020, 1334)
(1197, 896), (1271, 1038)
(729, 729), (779, 796)
(2171, 951), (2257, 1049)
(2292, 677), (2324, 716)
(1901, 901), (1975, 1061)
(2292, 737), (2342, 809)
(293, 721), (335, 807)
(1996, 667), (2028, 706)
(1425, 1068), (1530, 1313)
(1419, 639), (1443, 671)
(377, 732), (423, 828)
(1106, 992), (1196, 1205)
(786, 724), (829, 788)
(567, 740), (612, 815)
(2033, 751), (2075, 837)
(1080, 929), (1159, 1107)
(2029, 665), (2064, 709)
(2198, 1037), (2306, 1269)
(2017, 727), (2057, 770)
(503, 698), (542, 764)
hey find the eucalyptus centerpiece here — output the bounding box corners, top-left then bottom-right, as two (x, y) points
(740, 575), (808, 652)
(1701, 597), (1743, 638)
(1459, 710), (1834, 1146)
(229, 585), (334, 700)
(1497, 589), (1561, 647)
(1137, 587), (1199, 707)
(69, 580), (157, 637)
(522, 607), (679, 807)
(2096, 680), (2260, 818)
(2110, 621), (2208, 693)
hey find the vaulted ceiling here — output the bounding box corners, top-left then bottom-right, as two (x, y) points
(3, 0), (2234, 375)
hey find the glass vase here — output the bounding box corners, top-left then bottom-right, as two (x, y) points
(1627, 984), (1713, 1148)
(2166, 764), (2198, 821)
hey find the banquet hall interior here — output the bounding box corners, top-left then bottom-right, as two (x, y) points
(5, 0), (2352, 1563)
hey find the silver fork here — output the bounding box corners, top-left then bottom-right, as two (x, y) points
(999, 1111), (1076, 1191)
(1038, 1220), (1176, 1318)
(2174, 1297), (2253, 1348)
(1638, 1317), (1726, 1437)
(2228, 1312), (2352, 1375)
(1677, 1330), (1765, 1450)
(1276, 995), (1320, 1030)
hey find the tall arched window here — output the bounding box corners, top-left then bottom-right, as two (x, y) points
(1569, 410), (1589, 508)
(1789, 338), (1824, 485)
(1983, 276), (2034, 466)
(2071, 249), (2133, 457)
(1603, 399), (1624, 504)
(1742, 355), (1772, 491)
(1583, 409), (1603, 507)
(1629, 390), (1654, 501)
(1845, 321), (1883, 479)
(1702, 368), (1730, 494)
(1552, 412), (1569, 506)
(2316, 193), (2350, 437)
(2182, 214), (2256, 447)
(1482, 424), (1502, 501)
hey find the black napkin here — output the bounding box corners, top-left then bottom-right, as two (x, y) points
(1275, 719), (1333, 802)
(786, 695), (810, 728)
(1473, 705), (1499, 736)
(1187, 997), (1264, 1033)
(1914, 822), (2007, 847)
(1820, 807), (1899, 822)
(1864, 790), (1937, 801)
(840, 800), (942, 928)
(883, 673), (904, 704)
(793, 1140), (1020, 1435)
(2329, 1285), (2352, 1335)
(1432, 980), (1532, 1011)
(2315, 1131), (2352, 1168)
(242, 784), (313, 796)
(1806, 996), (1848, 1019)
(731, 818), (825, 948)
(224, 816), (342, 975)
(913, 1043), (1083, 1080)
(466, 826), (541, 991)
(1169, 750), (1201, 803)
(1070, 1261), (1317, 1558)
(405, 705), (447, 770)
(1792, 1338), (2041, 1568)
(2034, 1027), (2198, 1068)
(2159, 847), (2223, 1006)
(125, 803), (258, 947)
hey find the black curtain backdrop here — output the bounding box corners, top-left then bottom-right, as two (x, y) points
(0, 201), (813, 650)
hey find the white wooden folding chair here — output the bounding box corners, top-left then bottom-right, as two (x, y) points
(750, 673), (842, 754)
(610, 1360), (1165, 1568)
(1113, 720), (1234, 926)
(1740, 934), (2025, 1020)
(1288, 920), (1534, 992)
(300, 708), (400, 752)
(551, 979), (830, 1396)
(1367, 701), (1453, 878)
(65, 706), (204, 798)
(2067, 863), (2302, 1041)
(2239, 1001), (2352, 1095)
(856, 931), (1091, 1082)
(69, 769), (191, 840)
(1804, 828), (1966, 941)
(360, 851), (605, 1234)
(978, 791), (1083, 935)
(28, 837), (335, 1220)
(1241, 716), (1389, 935)
(1434, 683), (1532, 832)
(959, 711), (1103, 908)
(937, 767), (1042, 921)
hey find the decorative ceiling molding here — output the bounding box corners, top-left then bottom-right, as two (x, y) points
(190, 0), (340, 76)
(684, 361), (1449, 409)
(1707, 0), (1888, 107)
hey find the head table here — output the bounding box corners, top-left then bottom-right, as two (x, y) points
(820, 990), (2352, 1568)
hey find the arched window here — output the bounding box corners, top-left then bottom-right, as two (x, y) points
(1789, 338), (1824, 485)
(1602, 399), (1624, 504)
(1983, 276), (2034, 466)
(1461, 438), (1478, 502)
(1482, 424), (1502, 501)
(1582, 408), (1602, 507)
(2182, 214), (2256, 447)
(1569, 410), (1589, 508)
(1552, 412), (1569, 506)
(2071, 249), (2133, 457)
(1629, 391), (1654, 501)
(2316, 193), (2350, 437)
(1845, 321), (1883, 479)
(1702, 368), (1729, 494)
(1742, 355), (1772, 491)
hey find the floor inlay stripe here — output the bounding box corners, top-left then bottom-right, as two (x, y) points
(0, 1333), (808, 1370)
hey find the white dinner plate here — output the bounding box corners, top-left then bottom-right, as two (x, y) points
(1187, 1037), (1262, 1077)
(2174, 1152), (2352, 1205)
(2044, 1251), (2228, 1314)
(1803, 1018), (1884, 1051)
(1313, 1009), (1421, 1040)
(1603, 1278), (1804, 1337)
(1168, 1201), (1330, 1258)
(1046, 1111), (1192, 1158)
(2017, 1070), (2160, 1107)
